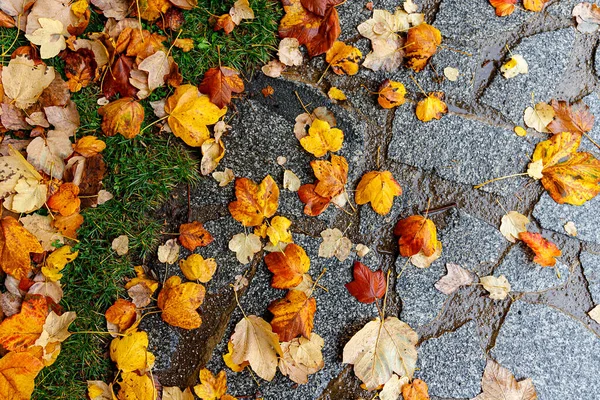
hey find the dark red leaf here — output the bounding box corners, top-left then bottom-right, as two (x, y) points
(199, 66), (244, 108)
(101, 54), (138, 99)
(345, 261), (386, 304)
(300, 0), (343, 16)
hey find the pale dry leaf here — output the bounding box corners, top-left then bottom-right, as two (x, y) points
(283, 169), (301, 192)
(499, 211), (530, 243)
(27, 130), (73, 179)
(200, 137), (225, 176)
(44, 100), (81, 136)
(290, 274), (313, 296)
(362, 37), (404, 72)
(473, 359), (537, 400)
(501, 54), (528, 79)
(318, 228), (352, 261)
(213, 120), (231, 136)
(279, 333), (325, 384)
(2, 55), (55, 109)
(25, 18), (66, 59)
(262, 60), (285, 78)
(228, 233), (261, 264)
(19, 214), (64, 252)
(96, 190), (114, 205)
(589, 304), (600, 323)
(138, 50), (169, 92)
(0, 148), (47, 214)
(26, 0), (79, 35)
(163, 386), (194, 400)
(277, 156), (287, 165)
(573, 2), (600, 33)
(278, 38), (303, 67)
(355, 244), (370, 257)
(127, 283), (153, 308)
(564, 221), (577, 236)
(404, 0), (419, 13)
(111, 235), (129, 256)
(480, 275), (511, 300)
(410, 240), (442, 269)
(380, 374), (410, 400)
(212, 168), (234, 187)
(29, 277), (64, 303)
(34, 311), (77, 348)
(158, 239), (180, 264)
(233, 274), (249, 291)
(90, 0), (131, 20)
(527, 159), (544, 180)
(25, 111), (50, 128)
(0, 292), (22, 317)
(434, 263), (473, 295)
(230, 0), (255, 25)
(523, 102), (554, 133)
(443, 66), (459, 81)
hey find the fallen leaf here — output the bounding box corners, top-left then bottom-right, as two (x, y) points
(283, 169), (301, 191)
(356, 243), (370, 257)
(47, 182), (80, 216)
(394, 215), (439, 258)
(363, 36), (405, 72)
(0, 217), (43, 280)
(19, 215), (63, 252)
(435, 263), (473, 295)
(377, 80), (406, 109)
(201, 137), (225, 175)
(228, 175), (280, 227)
(213, 14), (236, 34)
(223, 340), (249, 372)
(52, 212), (84, 239)
(199, 66), (244, 109)
(279, 333), (324, 384)
(266, 216), (293, 246)
(343, 316), (418, 390)
(523, 102), (554, 133)
(268, 289), (316, 342)
(355, 170), (402, 215)
(98, 98), (144, 139)
(158, 239), (180, 264)
(265, 243), (310, 289)
(229, 233), (262, 264)
(300, 119), (344, 157)
(319, 228), (352, 261)
(44, 100), (81, 136)
(526, 159), (544, 180)
(405, 23), (442, 72)
(105, 299), (137, 333)
(213, 168), (235, 187)
(118, 372), (157, 399)
(573, 2), (600, 33)
(230, 0), (255, 24)
(589, 304), (600, 323)
(0, 295), (48, 351)
(530, 131), (600, 205)
(179, 254), (217, 283)
(1, 55), (55, 109)
(29, 275), (64, 304)
(501, 54), (528, 79)
(380, 374), (410, 400)
(278, 37), (303, 66)
(500, 211), (530, 243)
(473, 359), (537, 400)
(163, 387), (194, 400)
(328, 86), (347, 100)
(262, 60), (285, 77)
(514, 126), (527, 137)
(480, 275), (511, 300)
(402, 379), (430, 400)
(42, 245), (78, 281)
(312, 154), (348, 197)
(416, 92), (448, 122)
(73, 136), (106, 157)
(564, 221), (577, 236)
(325, 41), (362, 75)
(298, 183), (332, 216)
(111, 235), (129, 256)
(444, 66), (459, 81)
(230, 315), (283, 381)
(345, 261), (386, 304)
(165, 84), (227, 147)
(26, 130), (73, 179)
(60, 48), (98, 92)
(34, 311), (76, 348)
(25, 18), (66, 59)
(489, 0), (517, 16)
(547, 99), (594, 135)
(158, 276), (205, 329)
(358, 9), (407, 71)
(0, 351), (44, 400)
(101, 54), (137, 99)
(262, 85), (274, 97)
(523, 0), (548, 12)
(178, 221), (213, 252)
(194, 369), (232, 400)
(173, 38), (194, 52)
(519, 232), (561, 267)
(300, 0), (342, 16)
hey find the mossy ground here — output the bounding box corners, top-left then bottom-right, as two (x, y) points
(1, 1), (281, 398)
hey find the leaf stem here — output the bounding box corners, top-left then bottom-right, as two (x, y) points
(473, 172), (529, 189)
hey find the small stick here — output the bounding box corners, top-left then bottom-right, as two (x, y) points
(474, 172), (529, 189)
(419, 202), (457, 216)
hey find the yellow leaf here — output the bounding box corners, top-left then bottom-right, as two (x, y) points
(193, 369), (228, 400)
(0, 352), (44, 400)
(42, 245), (79, 281)
(223, 340), (248, 372)
(157, 276), (205, 329)
(0, 295), (49, 352)
(118, 372), (157, 400)
(377, 80), (406, 109)
(165, 84), (227, 147)
(328, 87), (347, 101)
(416, 92), (447, 122)
(201, 137), (225, 175)
(325, 41), (362, 76)
(523, 0), (548, 12)
(125, 266), (159, 294)
(266, 216), (293, 246)
(98, 98), (145, 139)
(73, 136), (106, 157)
(109, 331), (155, 372)
(179, 254), (217, 283)
(0, 216), (43, 279)
(355, 170), (402, 215)
(299, 119), (344, 157)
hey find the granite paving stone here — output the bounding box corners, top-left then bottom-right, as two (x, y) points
(581, 251), (600, 304)
(492, 301), (600, 398)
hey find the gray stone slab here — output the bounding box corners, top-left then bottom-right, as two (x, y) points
(532, 193), (600, 244)
(396, 209), (506, 328)
(582, 251), (600, 304)
(492, 301), (600, 398)
(207, 233), (379, 399)
(580, 92), (600, 156)
(337, 0), (398, 41)
(481, 28), (575, 123)
(416, 321), (486, 398)
(493, 245), (570, 293)
(388, 106), (535, 196)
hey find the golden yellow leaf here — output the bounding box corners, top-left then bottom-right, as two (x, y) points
(377, 80), (406, 109)
(193, 369), (229, 400)
(179, 254), (217, 283)
(266, 216), (293, 246)
(523, 0), (548, 12)
(416, 92), (447, 122)
(118, 372), (157, 400)
(325, 41), (362, 76)
(299, 119), (344, 157)
(109, 331), (155, 372)
(355, 170), (402, 215)
(328, 87), (347, 101)
(0, 351), (44, 400)
(223, 340), (248, 372)
(125, 266), (159, 294)
(73, 136), (106, 157)
(157, 276), (205, 329)
(42, 245), (78, 281)
(0, 216), (43, 279)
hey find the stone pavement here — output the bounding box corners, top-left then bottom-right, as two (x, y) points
(143, 0), (600, 398)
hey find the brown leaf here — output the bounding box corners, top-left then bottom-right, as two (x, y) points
(474, 360), (537, 400)
(213, 14), (236, 34)
(101, 54), (138, 99)
(298, 183), (332, 216)
(199, 66), (245, 109)
(60, 48), (98, 93)
(300, 0), (342, 16)
(547, 99), (594, 135)
(98, 98), (145, 139)
(178, 221), (214, 252)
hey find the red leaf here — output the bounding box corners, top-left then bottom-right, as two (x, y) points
(345, 261), (386, 304)
(199, 66), (244, 108)
(298, 183), (332, 216)
(300, 0), (342, 16)
(102, 54), (138, 99)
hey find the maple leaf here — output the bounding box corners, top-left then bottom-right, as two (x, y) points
(312, 154), (348, 198)
(474, 360), (537, 400)
(530, 131), (600, 205)
(223, 340), (249, 372)
(138, 50), (169, 92)
(158, 239), (179, 264)
(163, 386), (195, 400)
(523, 102), (554, 133)
(74, 136), (106, 157)
(434, 263), (473, 295)
(268, 289), (316, 342)
(405, 23), (442, 72)
(355, 170), (402, 215)
(547, 99), (595, 135)
(228, 175), (280, 227)
(158, 276), (205, 329)
(489, 0), (517, 16)
(573, 2), (600, 32)
(394, 215), (439, 258)
(1, 55), (55, 109)
(47, 183), (80, 216)
(265, 243), (310, 289)
(402, 379), (430, 400)
(358, 9), (408, 72)
(34, 311), (76, 349)
(179, 254), (217, 283)
(499, 211), (530, 243)
(60, 48), (97, 92)
(298, 183), (332, 216)
(279, 37), (303, 66)
(416, 92), (448, 122)
(19, 215), (63, 252)
(0, 148), (47, 214)
(523, 0), (548, 12)
(345, 261), (386, 304)
(25, 18), (66, 59)
(105, 299), (137, 333)
(0, 352), (44, 400)
(0, 295), (48, 352)
(279, 0), (341, 57)
(230, 0), (255, 24)
(319, 228), (352, 261)
(377, 80), (406, 109)
(98, 97), (145, 139)
(42, 245), (79, 281)
(480, 275), (511, 300)
(110, 330), (155, 372)
(230, 315), (283, 381)
(300, 119), (344, 157)
(410, 239), (442, 268)
(380, 374), (410, 400)
(343, 316), (418, 390)
(52, 212), (84, 239)
(178, 221), (214, 251)
(118, 372), (157, 399)
(27, 130), (74, 179)
(0, 216), (43, 280)
(201, 136), (225, 175)
(165, 84), (227, 147)
(194, 369), (235, 400)
(265, 216), (293, 246)
(279, 333), (325, 384)
(519, 232), (561, 267)
(199, 66), (244, 109)
(101, 55), (138, 99)
(229, 233), (262, 264)
(325, 41), (362, 75)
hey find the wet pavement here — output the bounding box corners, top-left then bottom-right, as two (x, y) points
(144, 0), (600, 398)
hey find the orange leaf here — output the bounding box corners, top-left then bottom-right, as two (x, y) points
(47, 182), (80, 216)
(0, 216), (43, 280)
(214, 14), (236, 34)
(265, 243), (310, 289)
(377, 80), (406, 109)
(105, 299), (137, 332)
(98, 97), (145, 139)
(0, 295), (49, 352)
(547, 99), (594, 135)
(73, 136), (106, 157)
(199, 66), (245, 109)
(193, 369), (229, 400)
(416, 92), (447, 122)
(228, 175), (280, 227)
(301, 0), (343, 16)
(52, 212), (84, 239)
(405, 23), (442, 72)
(355, 170), (402, 215)
(325, 41), (362, 75)
(394, 215), (438, 258)
(519, 232), (561, 267)
(402, 379), (430, 400)
(178, 221), (214, 252)
(298, 183), (332, 216)
(279, 0), (341, 57)
(523, 0), (548, 12)
(0, 351), (44, 400)
(311, 154), (348, 198)
(268, 289), (316, 342)
(489, 0), (517, 16)
(157, 276), (205, 329)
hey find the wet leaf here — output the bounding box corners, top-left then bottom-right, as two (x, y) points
(265, 243), (310, 289)
(547, 99), (594, 135)
(101, 55), (137, 99)
(312, 154), (348, 198)
(34, 311), (77, 348)
(325, 41), (362, 75)
(283, 169), (301, 191)
(319, 228), (352, 261)
(199, 66), (244, 109)
(416, 92), (447, 122)
(266, 216), (293, 246)
(380, 374), (409, 400)
(179, 254), (217, 283)
(377, 80), (406, 109)
(394, 215), (439, 258)
(519, 232), (561, 267)
(473, 359), (537, 400)
(268, 289), (316, 342)
(73, 136), (106, 157)
(42, 245), (78, 281)
(230, 0), (255, 24)
(499, 211), (530, 243)
(298, 183), (332, 216)
(157, 276), (205, 329)
(228, 175), (279, 227)
(345, 261), (386, 304)
(355, 170), (402, 215)
(480, 275), (511, 300)
(178, 221), (214, 252)
(434, 263), (473, 294)
(405, 23), (442, 72)
(573, 2), (600, 32)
